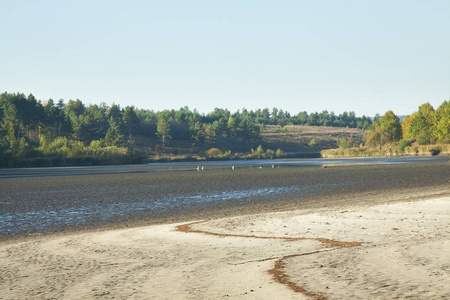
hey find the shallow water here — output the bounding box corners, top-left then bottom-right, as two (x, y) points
(0, 157), (447, 237)
(0, 183), (347, 236)
(0, 156), (446, 179)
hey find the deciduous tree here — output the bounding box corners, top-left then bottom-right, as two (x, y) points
(365, 111), (402, 148)
(434, 101), (450, 143)
(408, 103), (436, 145)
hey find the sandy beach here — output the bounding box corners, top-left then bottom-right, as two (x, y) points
(1, 188), (448, 299)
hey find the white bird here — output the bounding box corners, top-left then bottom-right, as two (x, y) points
(232, 166), (235, 170)
(197, 166), (200, 171)
(201, 166), (204, 171)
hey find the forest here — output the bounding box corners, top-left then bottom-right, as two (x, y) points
(0, 91), (448, 167)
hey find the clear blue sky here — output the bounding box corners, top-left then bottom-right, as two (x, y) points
(1, 0), (449, 117)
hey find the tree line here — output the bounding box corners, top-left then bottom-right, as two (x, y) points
(1, 91), (447, 165)
(0, 92), (374, 164)
(364, 101), (449, 149)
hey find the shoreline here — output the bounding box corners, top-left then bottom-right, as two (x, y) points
(1, 189), (449, 299)
(1, 161), (449, 242)
(1, 184), (448, 245)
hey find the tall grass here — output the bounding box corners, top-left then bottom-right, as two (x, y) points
(3, 137), (136, 167)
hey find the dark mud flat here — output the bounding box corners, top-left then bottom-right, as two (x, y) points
(0, 160), (449, 241)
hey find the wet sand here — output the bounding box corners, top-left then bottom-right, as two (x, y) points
(0, 161), (449, 299)
(1, 161), (449, 240)
(0, 188), (448, 299)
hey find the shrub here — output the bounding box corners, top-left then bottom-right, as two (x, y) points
(90, 140), (104, 149)
(275, 148), (284, 158)
(206, 148), (223, 158)
(398, 139), (412, 153)
(339, 137), (352, 149)
(430, 147), (441, 156)
(265, 149), (275, 159)
(308, 139), (317, 148)
(250, 145), (264, 158)
(221, 150), (232, 159)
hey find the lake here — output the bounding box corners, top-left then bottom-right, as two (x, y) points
(0, 156), (448, 239)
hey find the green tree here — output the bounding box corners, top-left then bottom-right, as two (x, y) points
(156, 112), (171, 147)
(318, 110), (330, 126)
(21, 94), (44, 139)
(65, 99), (85, 117)
(365, 122), (385, 149)
(70, 114), (90, 142)
(6, 126), (18, 152)
(357, 115), (372, 130)
(107, 104), (123, 125)
(85, 104), (109, 140)
(105, 117), (124, 146)
(1, 98), (20, 141)
(0, 92), (44, 153)
(308, 112), (319, 126)
(122, 106), (139, 138)
(227, 116), (238, 138)
(373, 113), (381, 122)
(43, 99), (61, 138)
(236, 115), (260, 145)
(276, 109), (289, 126)
(379, 111), (402, 143)
(190, 121), (205, 146)
(271, 108), (279, 125)
(408, 103), (436, 145)
(204, 123), (217, 144)
(255, 108), (270, 124)
(295, 111), (308, 125)
(250, 145), (264, 158)
(204, 108), (230, 126)
(365, 111), (402, 148)
(18, 137), (28, 159)
(434, 101), (450, 143)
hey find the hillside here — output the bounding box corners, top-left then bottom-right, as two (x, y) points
(134, 125), (365, 160)
(259, 125), (364, 153)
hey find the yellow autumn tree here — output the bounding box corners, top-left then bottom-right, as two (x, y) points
(401, 113), (415, 140)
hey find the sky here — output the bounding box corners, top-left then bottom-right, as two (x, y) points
(1, 0), (449, 117)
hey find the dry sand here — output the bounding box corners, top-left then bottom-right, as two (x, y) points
(1, 194), (449, 299)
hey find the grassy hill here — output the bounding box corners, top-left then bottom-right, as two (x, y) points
(259, 125), (363, 153)
(135, 125), (365, 161)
